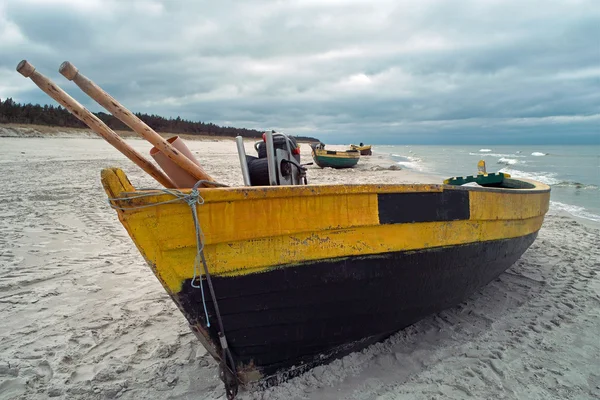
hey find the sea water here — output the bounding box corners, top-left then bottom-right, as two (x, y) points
(376, 145), (600, 223)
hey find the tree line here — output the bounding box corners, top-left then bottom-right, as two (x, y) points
(0, 97), (319, 141)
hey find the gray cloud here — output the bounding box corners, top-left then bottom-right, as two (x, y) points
(1, 0), (598, 144)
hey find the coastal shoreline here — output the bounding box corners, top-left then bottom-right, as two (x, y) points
(0, 123), (316, 144)
(0, 132), (598, 400)
(1, 123), (596, 226)
(0, 123), (244, 142)
(0, 123), (441, 186)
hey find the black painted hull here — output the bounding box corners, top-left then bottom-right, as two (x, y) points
(178, 231), (538, 383)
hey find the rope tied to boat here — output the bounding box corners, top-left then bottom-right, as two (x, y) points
(107, 181), (214, 325)
(107, 179), (239, 399)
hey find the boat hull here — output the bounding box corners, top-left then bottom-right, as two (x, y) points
(351, 145), (372, 155)
(101, 168), (550, 387)
(178, 231), (538, 382)
(313, 154), (360, 168)
(311, 150), (360, 168)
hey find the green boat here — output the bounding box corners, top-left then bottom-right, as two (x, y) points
(310, 142), (360, 169)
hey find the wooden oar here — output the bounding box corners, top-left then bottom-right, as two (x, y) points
(16, 60), (176, 189)
(58, 61), (215, 183)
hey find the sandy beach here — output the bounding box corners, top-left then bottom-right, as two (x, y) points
(0, 128), (598, 400)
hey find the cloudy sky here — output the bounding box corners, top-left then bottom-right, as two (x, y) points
(1, 0), (598, 144)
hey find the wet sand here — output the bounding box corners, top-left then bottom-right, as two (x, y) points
(0, 133), (598, 400)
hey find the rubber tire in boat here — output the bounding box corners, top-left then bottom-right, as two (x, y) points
(247, 156), (272, 186)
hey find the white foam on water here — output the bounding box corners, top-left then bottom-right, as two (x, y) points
(554, 181), (599, 190)
(531, 152), (547, 156)
(479, 149), (492, 152)
(390, 154), (424, 171)
(550, 201), (600, 222)
(469, 152), (526, 158)
(497, 157), (522, 165)
(499, 167), (561, 185)
(396, 159), (424, 171)
(403, 157), (424, 170)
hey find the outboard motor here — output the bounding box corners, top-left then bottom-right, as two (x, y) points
(235, 131), (308, 186)
(254, 133), (301, 163)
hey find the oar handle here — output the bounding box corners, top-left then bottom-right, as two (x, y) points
(59, 61), (215, 183)
(16, 60), (176, 189)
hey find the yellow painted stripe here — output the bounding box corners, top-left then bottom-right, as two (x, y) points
(119, 189), (549, 250)
(118, 183), (446, 205)
(135, 215), (544, 293)
(313, 149), (360, 159)
(469, 191), (550, 220)
(101, 168), (550, 294)
(124, 193), (380, 247)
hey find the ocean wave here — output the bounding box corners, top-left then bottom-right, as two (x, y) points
(469, 152), (526, 158)
(479, 149), (492, 152)
(497, 158), (522, 166)
(391, 154), (421, 162)
(554, 181), (599, 190)
(390, 153), (424, 171)
(396, 161), (424, 170)
(499, 167), (561, 185)
(500, 167), (598, 189)
(531, 152), (548, 156)
(550, 201), (600, 222)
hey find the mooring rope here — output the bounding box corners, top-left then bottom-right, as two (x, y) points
(108, 180), (218, 326)
(106, 179), (239, 398)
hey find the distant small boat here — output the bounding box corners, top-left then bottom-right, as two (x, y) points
(310, 142), (360, 169)
(350, 144), (372, 155)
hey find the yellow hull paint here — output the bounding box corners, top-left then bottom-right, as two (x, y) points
(351, 144), (372, 151)
(101, 168), (550, 294)
(166, 215), (545, 278)
(311, 148), (360, 159)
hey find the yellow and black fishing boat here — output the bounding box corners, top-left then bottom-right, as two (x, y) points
(102, 152), (550, 397)
(17, 61), (551, 400)
(350, 143), (373, 155)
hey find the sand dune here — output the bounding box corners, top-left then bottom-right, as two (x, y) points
(0, 136), (598, 400)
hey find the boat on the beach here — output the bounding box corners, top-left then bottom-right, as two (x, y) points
(18, 60), (551, 399)
(310, 142), (360, 168)
(101, 164), (550, 392)
(350, 143), (372, 155)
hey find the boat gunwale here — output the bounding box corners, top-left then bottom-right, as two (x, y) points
(311, 149), (361, 159)
(107, 177), (550, 207)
